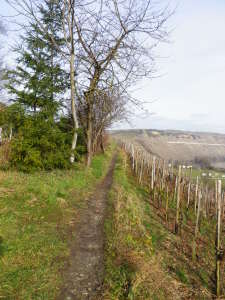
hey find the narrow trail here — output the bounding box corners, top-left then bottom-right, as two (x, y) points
(58, 154), (117, 300)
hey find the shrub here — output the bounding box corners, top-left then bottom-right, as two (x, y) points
(10, 116), (72, 172)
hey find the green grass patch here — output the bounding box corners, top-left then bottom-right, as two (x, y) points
(0, 145), (115, 300)
(175, 267), (189, 284)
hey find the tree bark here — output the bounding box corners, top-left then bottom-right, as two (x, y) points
(100, 132), (105, 153)
(86, 102), (92, 167)
(70, 51), (79, 163)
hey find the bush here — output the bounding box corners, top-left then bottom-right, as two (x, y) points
(10, 116), (72, 172)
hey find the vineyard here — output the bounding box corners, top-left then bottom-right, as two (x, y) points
(119, 140), (225, 298)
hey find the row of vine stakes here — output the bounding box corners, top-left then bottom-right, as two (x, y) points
(119, 140), (224, 298)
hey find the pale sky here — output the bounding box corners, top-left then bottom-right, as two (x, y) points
(1, 0), (225, 133)
(128, 0), (225, 133)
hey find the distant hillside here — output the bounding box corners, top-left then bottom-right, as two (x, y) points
(111, 129), (225, 169)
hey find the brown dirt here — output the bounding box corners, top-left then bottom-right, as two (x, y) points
(57, 154), (117, 300)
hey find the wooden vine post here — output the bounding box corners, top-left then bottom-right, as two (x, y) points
(135, 150), (138, 174)
(165, 185), (169, 222)
(192, 189), (202, 261)
(194, 176), (199, 214)
(215, 179), (218, 214)
(175, 165), (182, 234)
(131, 144), (135, 170)
(151, 156), (156, 191)
(174, 176), (178, 202)
(139, 158), (143, 184)
(162, 160), (166, 190)
(216, 180), (222, 298)
(187, 182), (191, 208)
(187, 166), (192, 208)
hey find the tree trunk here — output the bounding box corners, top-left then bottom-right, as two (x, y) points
(70, 52), (79, 163)
(50, 42), (54, 103)
(86, 102), (92, 167)
(9, 125), (12, 141)
(100, 132), (105, 153)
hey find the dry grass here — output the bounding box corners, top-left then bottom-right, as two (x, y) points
(103, 152), (188, 299)
(103, 150), (221, 299)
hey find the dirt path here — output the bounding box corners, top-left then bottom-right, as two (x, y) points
(57, 155), (117, 300)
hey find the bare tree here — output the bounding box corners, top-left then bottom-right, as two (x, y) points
(61, 0), (79, 163)
(92, 89), (127, 153)
(74, 0), (171, 165)
(77, 87), (128, 154)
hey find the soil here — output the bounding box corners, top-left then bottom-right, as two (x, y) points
(57, 154), (117, 300)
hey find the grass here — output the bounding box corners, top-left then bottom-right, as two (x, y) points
(175, 267), (189, 284)
(103, 151), (180, 300)
(0, 144), (115, 300)
(103, 149), (225, 299)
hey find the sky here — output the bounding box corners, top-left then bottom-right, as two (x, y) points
(1, 0), (225, 133)
(125, 0), (225, 133)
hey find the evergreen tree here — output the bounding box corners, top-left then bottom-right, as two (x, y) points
(7, 0), (66, 117)
(4, 1), (78, 171)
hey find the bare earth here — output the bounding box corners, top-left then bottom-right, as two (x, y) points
(57, 155), (116, 300)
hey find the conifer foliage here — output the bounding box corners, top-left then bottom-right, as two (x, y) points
(7, 0), (66, 115)
(4, 0), (74, 171)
